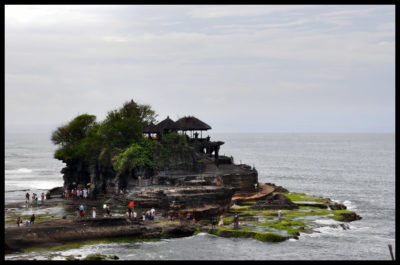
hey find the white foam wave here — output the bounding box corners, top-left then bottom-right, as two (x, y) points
(5, 168), (33, 174)
(314, 226), (342, 234)
(314, 219), (340, 225)
(343, 200), (356, 211)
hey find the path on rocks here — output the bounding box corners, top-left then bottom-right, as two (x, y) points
(231, 183), (275, 203)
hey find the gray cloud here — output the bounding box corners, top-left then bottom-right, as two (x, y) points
(5, 5), (395, 133)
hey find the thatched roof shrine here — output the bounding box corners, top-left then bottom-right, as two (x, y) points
(143, 122), (158, 133)
(154, 116), (177, 133)
(174, 116), (212, 131)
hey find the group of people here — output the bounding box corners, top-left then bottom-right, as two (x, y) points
(25, 192), (45, 205)
(142, 208), (156, 223)
(64, 187), (89, 200)
(16, 214), (35, 227)
(75, 203), (113, 218)
(178, 212), (197, 226)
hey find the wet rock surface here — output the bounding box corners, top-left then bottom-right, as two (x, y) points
(4, 217), (196, 252)
(250, 194), (299, 210)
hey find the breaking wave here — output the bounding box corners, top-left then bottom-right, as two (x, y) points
(5, 168), (33, 174)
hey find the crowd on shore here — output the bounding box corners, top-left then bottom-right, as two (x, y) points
(62, 187), (89, 200)
(17, 189), (241, 230)
(25, 192), (46, 205)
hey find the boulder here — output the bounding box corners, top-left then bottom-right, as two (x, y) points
(250, 194), (299, 210)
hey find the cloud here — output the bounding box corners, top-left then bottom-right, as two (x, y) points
(187, 5), (310, 19)
(5, 5), (395, 133)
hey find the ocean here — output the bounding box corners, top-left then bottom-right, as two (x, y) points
(4, 132), (395, 260)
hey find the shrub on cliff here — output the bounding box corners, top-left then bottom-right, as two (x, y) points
(51, 114), (98, 162)
(51, 100), (157, 167)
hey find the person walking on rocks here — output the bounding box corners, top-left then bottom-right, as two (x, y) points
(142, 211), (146, 223)
(92, 206), (96, 218)
(25, 192), (30, 204)
(30, 214), (35, 225)
(41, 192), (45, 202)
(83, 188), (88, 200)
(79, 204), (85, 218)
(186, 212), (191, 225)
(16, 216), (21, 227)
(128, 201), (134, 219)
(233, 214), (239, 229)
(211, 216), (217, 229)
(106, 204), (111, 217)
(218, 215), (224, 226)
(150, 207), (156, 222)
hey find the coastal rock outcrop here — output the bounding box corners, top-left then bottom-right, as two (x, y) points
(249, 193), (299, 210)
(4, 218), (196, 252)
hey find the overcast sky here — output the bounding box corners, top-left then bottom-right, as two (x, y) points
(5, 5), (395, 133)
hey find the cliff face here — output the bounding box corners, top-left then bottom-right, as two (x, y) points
(59, 141), (259, 218)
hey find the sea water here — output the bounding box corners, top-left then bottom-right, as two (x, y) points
(4, 132), (395, 260)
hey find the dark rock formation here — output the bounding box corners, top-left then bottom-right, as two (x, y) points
(127, 185), (234, 219)
(46, 186), (64, 199)
(265, 183), (289, 193)
(328, 202), (347, 210)
(5, 217), (196, 252)
(335, 212), (362, 222)
(295, 202), (328, 209)
(249, 194), (299, 210)
(55, 132), (263, 220)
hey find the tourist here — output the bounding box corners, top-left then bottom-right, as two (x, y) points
(133, 211), (137, 219)
(128, 201), (134, 219)
(41, 192), (45, 202)
(278, 210), (282, 220)
(30, 214), (35, 225)
(25, 192), (30, 203)
(65, 190), (69, 200)
(145, 210), (151, 223)
(218, 215), (224, 226)
(25, 220), (30, 226)
(191, 217), (196, 226)
(211, 216), (217, 229)
(142, 212), (146, 223)
(79, 204), (85, 218)
(233, 214), (239, 229)
(186, 212), (191, 225)
(150, 207), (156, 221)
(103, 204), (107, 217)
(83, 188), (87, 200)
(106, 204), (111, 217)
(92, 206), (96, 218)
(33, 194), (38, 205)
(16, 217), (21, 227)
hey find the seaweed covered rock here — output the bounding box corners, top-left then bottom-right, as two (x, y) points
(333, 211), (362, 222)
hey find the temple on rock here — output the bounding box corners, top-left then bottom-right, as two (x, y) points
(143, 115), (224, 165)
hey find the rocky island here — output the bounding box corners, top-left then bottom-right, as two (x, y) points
(5, 100), (362, 257)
